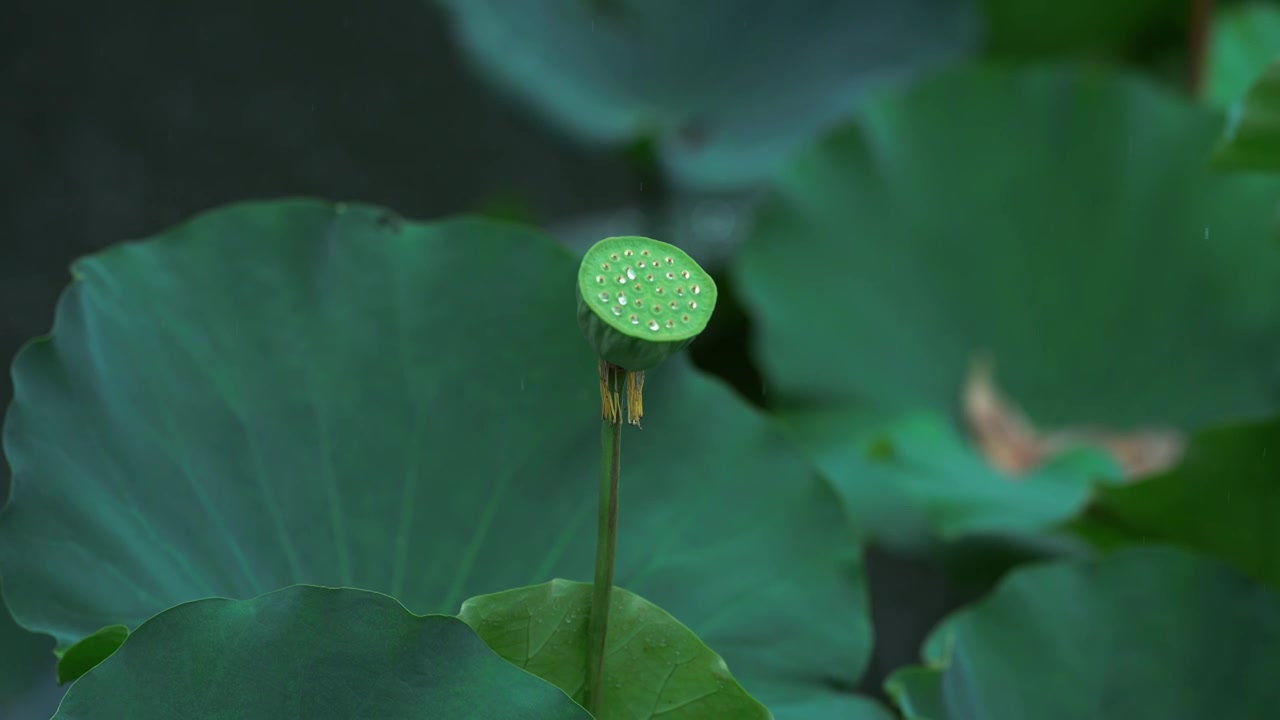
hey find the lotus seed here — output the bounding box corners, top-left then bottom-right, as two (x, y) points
(655, 287), (665, 295)
(692, 285), (701, 294)
(596, 275), (605, 284)
(676, 287), (684, 296)
(669, 301), (678, 310)
(624, 249), (633, 256)
(616, 275), (626, 284)
(610, 253), (619, 261)
(666, 271), (675, 279)
(648, 319), (660, 331)
(637, 260), (646, 268)
(682, 314), (690, 322)
(681, 270), (690, 279)
(653, 305), (662, 313)
(690, 301), (698, 309)
(646, 274), (654, 281)
(664, 256), (673, 263)
(641, 249), (651, 256)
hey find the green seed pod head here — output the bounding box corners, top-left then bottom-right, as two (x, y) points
(577, 236), (717, 371)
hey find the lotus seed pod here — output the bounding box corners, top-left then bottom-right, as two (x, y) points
(576, 236), (717, 372)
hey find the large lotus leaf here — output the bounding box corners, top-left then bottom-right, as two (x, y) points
(1090, 417), (1280, 591)
(885, 546), (1280, 719)
(53, 585), (589, 719)
(459, 580), (770, 719)
(739, 65), (1280, 431)
(1208, 2), (1280, 110)
(776, 409), (1119, 549)
(434, 0), (978, 190)
(981, 0), (1180, 59)
(0, 200), (874, 719)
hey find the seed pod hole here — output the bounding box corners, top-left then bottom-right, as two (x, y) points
(690, 301), (698, 309)
(616, 275), (626, 284)
(681, 270), (691, 279)
(624, 249), (634, 257)
(648, 319), (660, 331)
(655, 287), (665, 295)
(692, 285), (701, 294)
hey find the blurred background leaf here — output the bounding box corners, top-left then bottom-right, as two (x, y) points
(1087, 417), (1280, 591)
(1214, 55), (1280, 169)
(0, 591), (62, 718)
(434, 0), (980, 190)
(981, 0), (1182, 59)
(1208, 2), (1280, 108)
(886, 546), (1280, 720)
(738, 65), (1280, 431)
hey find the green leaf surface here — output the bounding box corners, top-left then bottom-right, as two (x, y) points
(1208, 2), (1280, 109)
(55, 624), (127, 684)
(777, 410), (1119, 548)
(0, 200), (874, 718)
(459, 580), (770, 719)
(1091, 417), (1280, 591)
(53, 585), (589, 719)
(1214, 55), (1280, 170)
(885, 546), (1280, 719)
(435, 0), (978, 189)
(981, 0), (1180, 59)
(739, 65), (1280, 430)
(0, 590), (61, 719)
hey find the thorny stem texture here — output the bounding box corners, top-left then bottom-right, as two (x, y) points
(586, 359), (623, 715)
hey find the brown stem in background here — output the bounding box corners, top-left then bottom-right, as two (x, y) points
(1188, 0), (1216, 97)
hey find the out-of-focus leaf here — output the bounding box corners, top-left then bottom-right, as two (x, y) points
(964, 357), (1183, 479)
(460, 580), (771, 719)
(0, 589), (61, 718)
(739, 65), (1280, 431)
(1208, 2), (1280, 109)
(886, 547), (1280, 719)
(1214, 56), (1280, 170)
(0, 200), (876, 719)
(1090, 417), (1280, 591)
(435, 0), (978, 190)
(53, 586), (590, 719)
(981, 0), (1180, 59)
(776, 409), (1118, 549)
